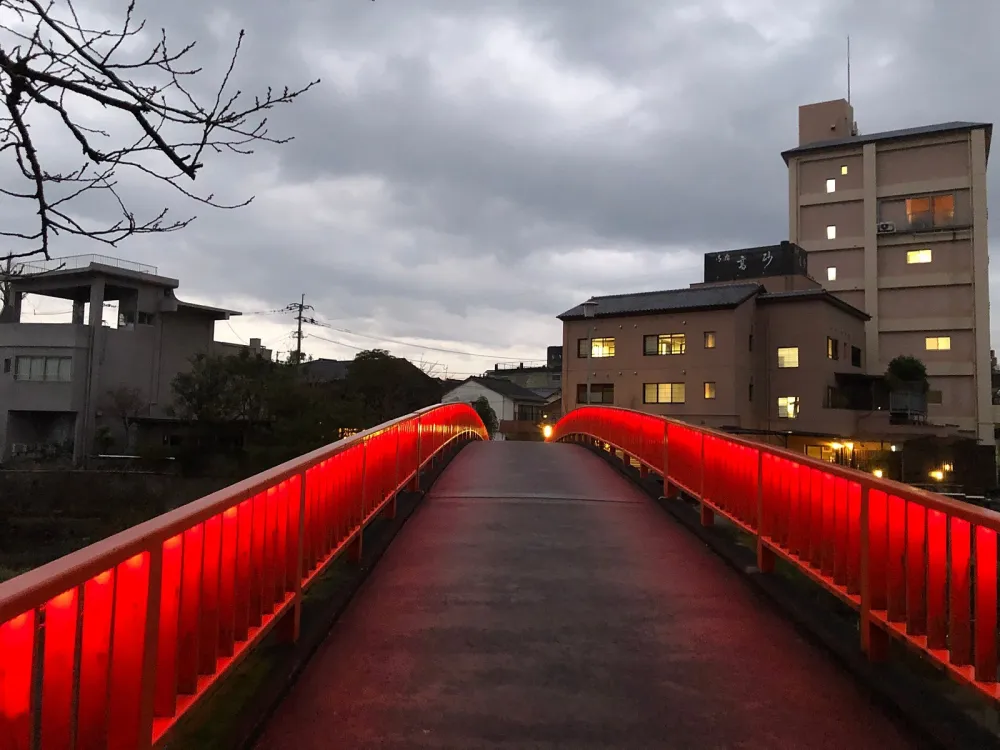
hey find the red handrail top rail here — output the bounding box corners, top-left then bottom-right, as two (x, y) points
(559, 405), (1000, 532)
(0, 403), (471, 623)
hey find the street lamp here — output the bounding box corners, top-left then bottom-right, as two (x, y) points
(582, 298), (598, 408)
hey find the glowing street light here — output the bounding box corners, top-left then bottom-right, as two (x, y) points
(542, 424), (553, 440)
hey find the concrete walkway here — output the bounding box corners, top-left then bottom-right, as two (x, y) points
(256, 441), (916, 749)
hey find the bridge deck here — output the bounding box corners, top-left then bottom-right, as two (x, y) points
(256, 441), (915, 749)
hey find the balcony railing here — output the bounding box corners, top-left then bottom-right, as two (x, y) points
(14, 254), (158, 277)
(889, 391), (927, 424)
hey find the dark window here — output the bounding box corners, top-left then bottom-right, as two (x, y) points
(749, 333), (753, 352)
(827, 337), (839, 360)
(2, 358), (9, 374)
(748, 380), (754, 402)
(851, 346), (862, 367)
(137, 311), (155, 325)
(577, 338), (588, 358)
(576, 383), (614, 404)
(517, 404), (543, 421)
(927, 390), (943, 405)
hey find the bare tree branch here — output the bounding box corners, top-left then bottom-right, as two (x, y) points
(0, 0), (320, 261)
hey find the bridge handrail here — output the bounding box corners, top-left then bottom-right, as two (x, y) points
(0, 403), (487, 749)
(552, 406), (1000, 702)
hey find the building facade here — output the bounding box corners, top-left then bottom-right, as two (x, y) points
(784, 100), (992, 443)
(0, 256), (269, 463)
(559, 242), (967, 452)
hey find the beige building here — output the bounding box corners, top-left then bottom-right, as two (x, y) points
(784, 100), (992, 443)
(0, 255), (270, 463)
(560, 242), (970, 454)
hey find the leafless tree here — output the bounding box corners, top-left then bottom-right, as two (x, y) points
(0, 253), (23, 320)
(104, 384), (147, 448)
(0, 0), (319, 262)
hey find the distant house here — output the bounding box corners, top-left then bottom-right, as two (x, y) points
(442, 376), (546, 440)
(299, 358), (350, 383)
(0, 255), (270, 464)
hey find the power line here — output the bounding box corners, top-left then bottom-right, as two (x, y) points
(304, 317), (545, 363)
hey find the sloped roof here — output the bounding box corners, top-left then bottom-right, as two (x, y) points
(300, 358), (350, 382)
(781, 121), (992, 163)
(558, 282), (762, 320)
(452, 376), (545, 403)
(757, 289), (870, 321)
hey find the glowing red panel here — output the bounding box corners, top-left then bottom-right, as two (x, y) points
(0, 610), (36, 750)
(974, 526), (997, 682)
(905, 503), (927, 636)
(107, 552), (151, 748)
(41, 588), (78, 750)
(155, 534), (184, 718)
(200, 514), (223, 675)
(925, 510), (947, 650)
(77, 569), (115, 747)
(177, 524), (204, 695)
(949, 517), (972, 666)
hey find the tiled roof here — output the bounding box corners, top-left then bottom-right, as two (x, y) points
(757, 289), (870, 321)
(558, 282), (762, 320)
(781, 121), (992, 162)
(456, 376), (546, 403)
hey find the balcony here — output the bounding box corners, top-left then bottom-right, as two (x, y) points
(15, 253), (158, 276)
(889, 391), (928, 424)
(0, 322), (89, 349)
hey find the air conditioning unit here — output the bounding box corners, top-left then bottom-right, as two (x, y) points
(877, 221), (896, 234)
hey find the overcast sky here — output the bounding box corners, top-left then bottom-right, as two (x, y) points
(16, 0), (1000, 378)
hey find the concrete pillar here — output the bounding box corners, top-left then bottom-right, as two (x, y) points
(12, 291), (22, 322)
(74, 280), (106, 465)
(72, 300), (85, 324)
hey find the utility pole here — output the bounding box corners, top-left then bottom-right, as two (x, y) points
(291, 293), (313, 364)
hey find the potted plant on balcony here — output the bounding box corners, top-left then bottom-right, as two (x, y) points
(885, 355), (929, 393)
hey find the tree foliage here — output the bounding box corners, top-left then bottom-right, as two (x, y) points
(345, 349), (444, 427)
(168, 348), (443, 473)
(471, 396), (498, 437)
(0, 0), (318, 261)
(885, 355), (929, 393)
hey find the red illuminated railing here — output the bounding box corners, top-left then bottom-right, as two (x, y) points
(552, 406), (1000, 702)
(0, 403), (486, 750)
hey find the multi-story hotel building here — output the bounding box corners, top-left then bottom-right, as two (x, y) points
(783, 99), (992, 443)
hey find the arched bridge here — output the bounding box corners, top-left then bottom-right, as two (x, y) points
(2, 404), (999, 748)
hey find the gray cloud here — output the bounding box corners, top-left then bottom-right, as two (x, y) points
(13, 0), (1000, 370)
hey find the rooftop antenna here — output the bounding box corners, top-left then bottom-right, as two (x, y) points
(846, 35), (851, 104)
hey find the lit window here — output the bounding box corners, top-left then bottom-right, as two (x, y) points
(777, 347), (799, 368)
(704, 331), (716, 349)
(840, 165), (848, 175)
(826, 178), (836, 193)
(826, 225), (837, 240)
(704, 382), (716, 399)
(643, 382), (686, 404)
(643, 333), (685, 356)
(906, 194), (955, 229)
(906, 249), (932, 264)
(777, 396), (800, 419)
(591, 337), (615, 357)
(827, 266), (837, 281)
(925, 336), (951, 351)
(827, 336), (840, 360)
